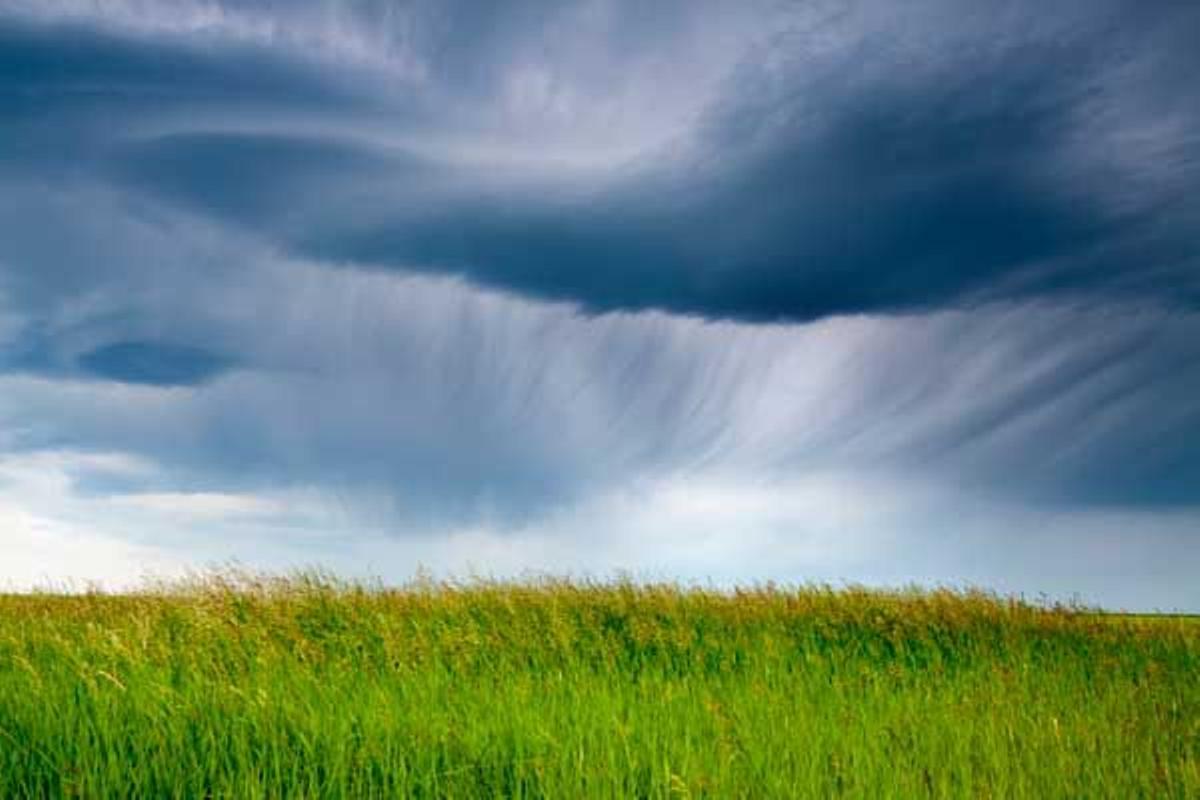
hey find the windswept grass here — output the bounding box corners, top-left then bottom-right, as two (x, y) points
(0, 572), (1196, 797)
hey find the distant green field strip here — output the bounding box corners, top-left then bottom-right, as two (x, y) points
(0, 575), (1196, 798)
(1093, 612), (1200, 624)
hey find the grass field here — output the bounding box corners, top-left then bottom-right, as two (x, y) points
(0, 573), (1196, 797)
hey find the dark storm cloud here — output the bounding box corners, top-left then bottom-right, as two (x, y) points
(2, 3), (1200, 321)
(0, 17), (379, 182)
(5, 1), (1195, 322)
(0, 0), (1197, 532)
(77, 341), (233, 386)
(0, 18), (350, 109)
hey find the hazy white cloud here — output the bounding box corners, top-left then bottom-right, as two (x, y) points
(0, 451), (178, 589)
(108, 491), (287, 518)
(3, 447), (1196, 609)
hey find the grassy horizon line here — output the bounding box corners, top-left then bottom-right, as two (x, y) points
(1, 569), (1196, 796)
(0, 565), (1138, 610)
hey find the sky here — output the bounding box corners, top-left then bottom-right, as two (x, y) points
(1, 1), (1198, 609)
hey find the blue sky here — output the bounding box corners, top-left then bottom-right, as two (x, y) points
(1, 1), (1198, 609)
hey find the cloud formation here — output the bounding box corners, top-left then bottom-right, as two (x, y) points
(78, 341), (234, 386)
(0, 1), (1197, 607)
(5, 1), (1198, 320)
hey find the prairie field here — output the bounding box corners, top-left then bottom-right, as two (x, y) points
(0, 573), (1195, 798)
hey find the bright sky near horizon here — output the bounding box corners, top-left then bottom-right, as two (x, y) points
(1, 1), (1198, 609)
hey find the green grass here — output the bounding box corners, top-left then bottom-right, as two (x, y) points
(0, 572), (1196, 798)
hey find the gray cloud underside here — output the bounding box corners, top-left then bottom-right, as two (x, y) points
(1, 178), (1197, 520)
(3, 1), (1199, 322)
(0, 1), (1197, 539)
